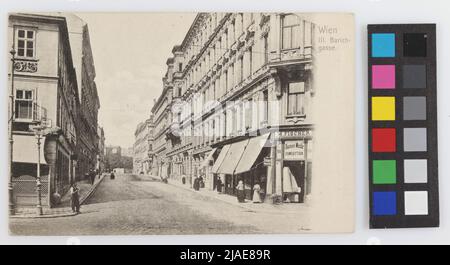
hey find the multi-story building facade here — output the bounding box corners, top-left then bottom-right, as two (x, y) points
(65, 14), (101, 181)
(150, 84), (174, 179)
(133, 118), (153, 174)
(97, 126), (106, 174)
(8, 13), (79, 207)
(152, 13), (314, 203)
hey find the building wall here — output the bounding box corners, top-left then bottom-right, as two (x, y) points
(8, 13), (79, 207)
(151, 13), (314, 202)
(133, 120), (151, 174)
(66, 16), (101, 180)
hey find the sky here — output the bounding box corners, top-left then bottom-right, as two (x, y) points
(74, 13), (197, 148)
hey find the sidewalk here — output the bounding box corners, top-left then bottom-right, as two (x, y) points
(141, 175), (309, 215)
(11, 173), (106, 219)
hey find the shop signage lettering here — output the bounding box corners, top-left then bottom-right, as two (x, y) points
(284, 140), (305, 160)
(275, 130), (312, 138)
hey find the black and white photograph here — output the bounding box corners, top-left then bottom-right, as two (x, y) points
(7, 12), (355, 235)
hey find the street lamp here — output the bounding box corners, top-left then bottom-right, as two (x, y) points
(9, 47), (16, 215)
(29, 123), (57, 216)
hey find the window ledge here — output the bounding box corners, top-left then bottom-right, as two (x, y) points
(14, 57), (39, 62)
(286, 114), (306, 124)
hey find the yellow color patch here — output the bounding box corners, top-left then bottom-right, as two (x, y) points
(372, 97), (396, 120)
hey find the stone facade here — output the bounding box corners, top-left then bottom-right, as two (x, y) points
(150, 13), (315, 203)
(8, 13), (79, 207)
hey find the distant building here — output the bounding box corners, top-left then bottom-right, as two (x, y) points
(8, 13), (79, 207)
(97, 126), (106, 173)
(105, 146), (122, 171)
(65, 14), (101, 181)
(151, 78), (173, 180)
(133, 116), (153, 174)
(105, 145), (133, 172)
(121, 147), (134, 158)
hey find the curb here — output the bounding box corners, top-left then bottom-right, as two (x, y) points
(144, 175), (306, 214)
(9, 212), (78, 219)
(10, 174), (106, 219)
(80, 173), (106, 205)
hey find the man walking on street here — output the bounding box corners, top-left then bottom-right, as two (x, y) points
(89, 169), (95, 185)
(70, 183), (81, 214)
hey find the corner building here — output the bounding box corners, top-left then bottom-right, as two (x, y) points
(154, 13), (315, 203)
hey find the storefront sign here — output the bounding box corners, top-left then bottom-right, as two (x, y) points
(274, 130), (312, 139)
(284, 140), (305, 161)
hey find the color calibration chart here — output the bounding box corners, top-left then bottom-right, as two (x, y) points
(368, 24), (438, 228)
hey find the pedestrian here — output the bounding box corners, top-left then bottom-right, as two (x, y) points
(70, 183), (81, 214)
(193, 176), (200, 191)
(216, 177), (222, 193)
(110, 171), (115, 180)
(90, 169), (95, 185)
(236, 180), (245, 203)
(252, 182), (262, 203)
(199, 175), (205, 189)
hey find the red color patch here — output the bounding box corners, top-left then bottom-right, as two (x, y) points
(372, 128), (396, 152)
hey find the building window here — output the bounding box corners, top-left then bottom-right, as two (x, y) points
(239, 57), (243, 82)
(281, 14), (301, 50)
(263, 34), (269, 64)
(16, 29), (35, 58)
(15, 89), (34, 120)
(287, 82), (306, 115)
(232, 108), (237, 135)
(262, 90), (268, 122)
(248, 47), (253, 77)
(245, 99), (253, 130)
(178, 63), (183, 72)
(224, 70), (228, 93)
(229, 64), (234, 90)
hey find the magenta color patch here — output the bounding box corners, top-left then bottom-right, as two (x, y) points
(372, 65), (396, 89)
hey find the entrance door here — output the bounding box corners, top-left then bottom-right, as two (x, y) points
(284, 161), (306, 203)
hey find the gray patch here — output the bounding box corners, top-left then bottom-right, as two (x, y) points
(403, 65), (426, 89)
(403, 96), (426, 120)
(404, 128), (427, 152)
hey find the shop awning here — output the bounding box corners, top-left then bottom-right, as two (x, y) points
(216, 139), (249, 175)
(234, 133), (270, 175)
(200, 148), (217, 168)
(211, 145), (230, 174)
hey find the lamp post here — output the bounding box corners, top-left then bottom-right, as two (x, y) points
(36, 129), (43, 216)
(9, 47), (16, 215)
(29, 123), (46, 216)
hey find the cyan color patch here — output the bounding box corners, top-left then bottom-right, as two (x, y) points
(372, 33), (395, 57)
(373, 191), (397, 216)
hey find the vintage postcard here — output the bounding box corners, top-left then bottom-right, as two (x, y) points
(7, 12), (354, 235)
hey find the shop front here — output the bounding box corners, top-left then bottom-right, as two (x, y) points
(210, 134), (271, 201)
(271, 127), (313, 203)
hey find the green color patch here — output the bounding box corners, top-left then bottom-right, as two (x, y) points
(373, 160), (397, 184)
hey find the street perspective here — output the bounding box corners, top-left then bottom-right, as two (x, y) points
(7, 12), (356, 235)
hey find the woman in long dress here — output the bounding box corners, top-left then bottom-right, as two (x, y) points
(236, 180), (245, 203)
(252, 183), (262, 203)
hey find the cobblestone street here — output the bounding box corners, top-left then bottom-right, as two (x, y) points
(9, 174), (310, 235)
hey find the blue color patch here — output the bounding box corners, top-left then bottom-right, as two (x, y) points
(373, 191), (397, 216)
(372, 33), (395, 57)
